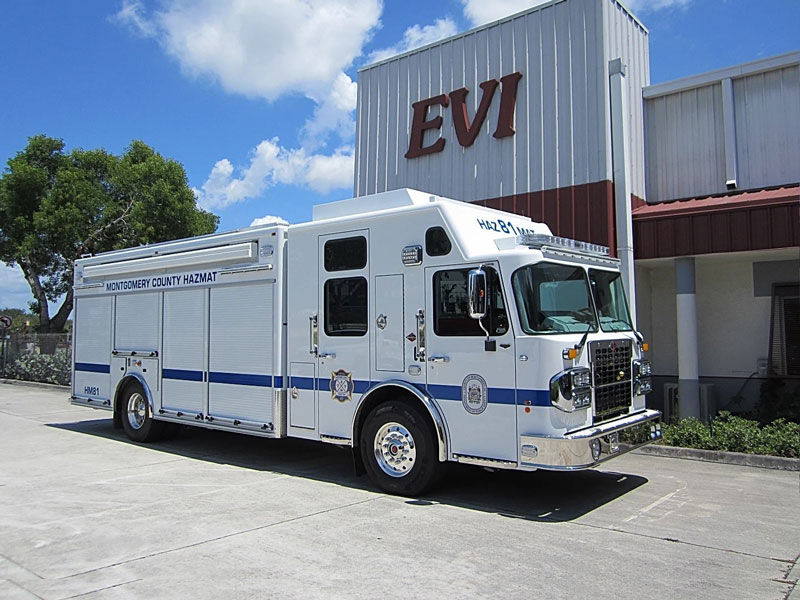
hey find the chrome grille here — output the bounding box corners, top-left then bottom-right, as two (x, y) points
(590, 340), (632, 421)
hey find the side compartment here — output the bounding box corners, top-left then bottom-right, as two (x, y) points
(162, 288), (208, 417)
(72, 295), (113, 408)
(207, 281), (275, 427)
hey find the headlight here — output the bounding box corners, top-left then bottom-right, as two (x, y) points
(550, 367), (592, 412)
(633, 360), (652, 396)
(634, 378), (652, 395)
(633, 359), (652, 378)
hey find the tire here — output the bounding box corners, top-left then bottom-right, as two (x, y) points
(120, 381), (167, 443)
(360, 401), (442, 496)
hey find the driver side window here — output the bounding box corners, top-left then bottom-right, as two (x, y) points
(433, 267), (508, 336)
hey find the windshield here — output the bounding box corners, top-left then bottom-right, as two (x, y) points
(589, 269), (634, 331)
(512, 263), (598, 334)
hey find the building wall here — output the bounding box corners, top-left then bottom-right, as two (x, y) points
(644, 53), (800, 203)
(637, 252), (798, 408)
(354, 0), (648, 203)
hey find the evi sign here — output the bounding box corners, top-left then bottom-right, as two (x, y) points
(405, 72), (522, 159)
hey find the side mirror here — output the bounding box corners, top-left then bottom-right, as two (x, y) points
(468, 269), (487, 319)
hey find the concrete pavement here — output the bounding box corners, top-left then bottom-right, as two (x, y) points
(1, 383), (798, 599)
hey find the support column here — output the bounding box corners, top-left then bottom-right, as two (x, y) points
(675, 257), (700, 419)
(609, 58), (636, 325)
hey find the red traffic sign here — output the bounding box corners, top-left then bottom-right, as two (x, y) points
(0, 315), (12, 329)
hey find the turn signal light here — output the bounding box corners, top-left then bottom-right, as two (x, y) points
(566, 348), (578, 360)
(642, 342), (649, 352)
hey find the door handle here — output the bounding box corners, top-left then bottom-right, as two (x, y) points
(428, 355), (449, 363)
(318, 352), (336, 360)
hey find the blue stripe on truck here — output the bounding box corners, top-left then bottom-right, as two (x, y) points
(209, 372), (271, 387)
(75, 362), (110, 374)
(163, 368), (204, 382)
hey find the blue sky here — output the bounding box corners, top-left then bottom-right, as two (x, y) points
(1, 0), (798, 311)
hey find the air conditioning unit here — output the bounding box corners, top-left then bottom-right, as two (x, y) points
(699, 383), (716, 422)
(662, 382), (716, 423)
(663, 383), (679, 424)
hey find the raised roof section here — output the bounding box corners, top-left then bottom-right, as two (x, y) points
(312, 188), (444, 221)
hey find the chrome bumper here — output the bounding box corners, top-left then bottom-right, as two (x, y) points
(519, 409), (662, 470)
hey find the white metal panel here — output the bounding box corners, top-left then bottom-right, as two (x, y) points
(602, 0), (649, 200)
(209, 283), (273, 375)
(75, 296), (112, 365)
(162, 288), (206, 413)
(289, 362), (315, 429)
(375, 274), (404, 372)
(208, 383), (272, 422)
(354, 0), (647, 201)
(734, 66), (800, 191)
(208, 282), (274, 422)
(644, 84), (725, 202)
(115, 293), (159, 352)
(73, 296), (112, 401)
(644, 58), (799, 202)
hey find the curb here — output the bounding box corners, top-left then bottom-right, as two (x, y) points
(0, 378), (70, 392)
(623, 443), (800, 471)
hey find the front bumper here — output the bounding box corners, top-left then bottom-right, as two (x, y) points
(519, 409), (662, 470)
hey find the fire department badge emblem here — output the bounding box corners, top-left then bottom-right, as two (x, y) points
(330, 369), (354, 402)
(462, 374), (488, 415)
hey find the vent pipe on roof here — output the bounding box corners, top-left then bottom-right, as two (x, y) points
(609, 58), (637, 326)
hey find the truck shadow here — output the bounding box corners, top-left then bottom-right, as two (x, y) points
(48, 418), (648, 523)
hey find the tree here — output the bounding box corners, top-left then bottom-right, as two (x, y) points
(0, 135), (219, 339)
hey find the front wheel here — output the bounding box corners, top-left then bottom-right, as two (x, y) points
(360, 401), (442, 496)
(120, 381), (167, 442)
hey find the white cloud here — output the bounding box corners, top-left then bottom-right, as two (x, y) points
(114, 0), (381, 101)
(250, 215), (289, 227)
(0, 264), (34, 310)
(194, 139), (354, 210)
(461, 0), (692, 26)
(300, 72), (358, 151)
(368, 18), (459, 63)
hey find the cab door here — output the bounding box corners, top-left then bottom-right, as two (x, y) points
(425, 264), (517, 462)
(316, 231), (371, 439)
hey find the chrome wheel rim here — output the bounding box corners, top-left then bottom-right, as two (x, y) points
(374, 422), (416, 478)
(127, 392), (147, 430)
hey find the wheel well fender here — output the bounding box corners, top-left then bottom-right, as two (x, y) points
(351, 381), (449, 462)
(113, 374), (155, 425)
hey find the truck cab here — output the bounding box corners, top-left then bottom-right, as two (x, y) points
(285, 189), (660, 494)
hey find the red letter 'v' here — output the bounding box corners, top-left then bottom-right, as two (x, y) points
(450, 79), (499, 148)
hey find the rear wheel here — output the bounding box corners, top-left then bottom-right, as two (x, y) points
(360, 401), (442, 496)
(120, 381), (167, 442)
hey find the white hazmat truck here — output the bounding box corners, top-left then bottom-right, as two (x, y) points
(71, 188), (661, 495)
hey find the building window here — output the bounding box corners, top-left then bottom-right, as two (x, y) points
(324, 237), (367, 272)
(325, 277), (367, 336)
(433, 268), (508, 336)
(425, 227), (452, 256)
(768, 283), (800, 377)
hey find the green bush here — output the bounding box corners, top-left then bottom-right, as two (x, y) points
(659, 411), (799, 458)
(661, 417), (712, 449)
(5, 351), (71, 385)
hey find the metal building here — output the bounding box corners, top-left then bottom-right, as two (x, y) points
(353, 0), (800, 415)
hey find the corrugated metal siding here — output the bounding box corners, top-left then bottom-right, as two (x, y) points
(734, 66), (800, 191)
(355, 0), (648, 201)
(644, 60), (800, 203)
(644, 83), (726, 202)
(603, 0), (649, 200)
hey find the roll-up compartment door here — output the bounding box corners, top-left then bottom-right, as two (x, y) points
(115, 293), (159, 353)
(208, 282), (274, 423)
(73, 296), (112, 401)
(162, 288), (207, 414)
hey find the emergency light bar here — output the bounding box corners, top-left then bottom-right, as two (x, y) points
(517, 234), (610, 257)
(82, 242), (257, 279)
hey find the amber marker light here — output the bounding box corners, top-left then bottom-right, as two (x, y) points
(567, 348), (578, 360)
(642, 343), (649, 352)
